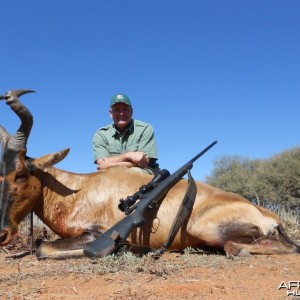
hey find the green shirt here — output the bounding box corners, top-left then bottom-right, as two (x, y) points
(93, 119), (158, 166)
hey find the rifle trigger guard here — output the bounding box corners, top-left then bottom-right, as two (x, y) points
(110, 230), (121, 242)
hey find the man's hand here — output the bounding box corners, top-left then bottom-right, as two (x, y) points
(126, 151), (150, 168)
(97, 157), (111, 170)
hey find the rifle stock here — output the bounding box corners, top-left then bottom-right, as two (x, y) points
(84, 140), (217, 258)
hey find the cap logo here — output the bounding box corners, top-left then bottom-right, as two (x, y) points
(111, 93), (131, 107)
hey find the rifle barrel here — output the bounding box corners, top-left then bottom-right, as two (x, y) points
(190, 140), (218, 164)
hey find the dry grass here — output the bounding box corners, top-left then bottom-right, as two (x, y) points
(2, 206), (299, 276)
(0, 210), (299, 300)
(278, 207), (300, 241)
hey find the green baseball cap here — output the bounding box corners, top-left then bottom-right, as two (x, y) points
(110, 94), (132, 107)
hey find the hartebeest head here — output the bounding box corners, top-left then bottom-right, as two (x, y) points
(0, 148), (70, 245)
(0, 89), (70, 245)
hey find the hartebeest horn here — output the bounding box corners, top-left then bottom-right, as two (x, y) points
(0, 90), (35, 101)
(0, 126), (10, 143)
(4, 90), (35, 100)
(0, 89), (35, 152)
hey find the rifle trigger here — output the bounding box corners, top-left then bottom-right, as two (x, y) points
(110, 230), (121, 243)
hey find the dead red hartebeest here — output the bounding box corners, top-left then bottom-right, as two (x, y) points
(0, 90), (299, 259)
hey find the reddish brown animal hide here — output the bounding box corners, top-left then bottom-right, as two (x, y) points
(0, 90), (299, 259)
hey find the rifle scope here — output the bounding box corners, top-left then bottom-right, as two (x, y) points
(118, 169), (170, 214)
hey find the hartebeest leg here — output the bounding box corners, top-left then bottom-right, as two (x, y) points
(36, 231), (101, 260)
(223, 222), (300, 256)
(224, 238), (299, 257)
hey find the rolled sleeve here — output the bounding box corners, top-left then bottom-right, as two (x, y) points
(137, 124), (158, 159)
(93, 130), (111, 163)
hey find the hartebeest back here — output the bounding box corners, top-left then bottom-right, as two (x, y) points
(0, 90), (299, 259)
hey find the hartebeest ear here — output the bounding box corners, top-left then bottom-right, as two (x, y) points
(31, 148), (70, 170)
(19, 149), (28, 166)
(16, 149), (30, 178)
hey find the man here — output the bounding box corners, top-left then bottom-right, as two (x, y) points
(93, 93), (159, 175)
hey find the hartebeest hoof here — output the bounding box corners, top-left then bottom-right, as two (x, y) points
(224, 238), (299, 256)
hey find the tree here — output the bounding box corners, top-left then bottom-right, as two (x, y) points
(255, 148), (300, 209)
(205, 147), (300, 211)
(206, 155), (261, 204)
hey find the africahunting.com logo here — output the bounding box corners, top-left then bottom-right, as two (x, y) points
(278, 281), (300, 297)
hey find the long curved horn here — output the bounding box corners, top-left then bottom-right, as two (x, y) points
(6, 90), (36, 101)
(0, 92), (12, 142)
(0, 90), (35, 101)
(3, 89), (36, 151)
(0, 126), (10, 162)
(0, 125), (10, 143)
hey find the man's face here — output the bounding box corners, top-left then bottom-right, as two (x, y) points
(110, 102), (133, 131)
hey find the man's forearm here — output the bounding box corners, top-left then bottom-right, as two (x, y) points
(96, 151), (150, 170)
(96, 154), (134, 170)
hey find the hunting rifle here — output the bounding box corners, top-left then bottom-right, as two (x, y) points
(84, 140), (218, 258)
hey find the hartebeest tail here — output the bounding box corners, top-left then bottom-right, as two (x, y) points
(277, 224), (300, 252)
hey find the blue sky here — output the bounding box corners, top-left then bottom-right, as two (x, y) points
(1, 0), (299, 181)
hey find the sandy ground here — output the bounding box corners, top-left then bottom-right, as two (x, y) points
(0, 247), (299, 300)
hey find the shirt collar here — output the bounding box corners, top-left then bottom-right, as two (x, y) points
(112, 120), (134, 138)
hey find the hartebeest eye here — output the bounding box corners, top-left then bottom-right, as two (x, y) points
(14, 172), (28, 183)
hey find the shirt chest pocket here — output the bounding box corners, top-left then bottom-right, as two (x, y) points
(107, 143), (139, 155)
(126, 143), (139, 152)
(107, 145), (122, 155)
